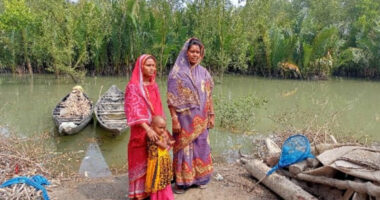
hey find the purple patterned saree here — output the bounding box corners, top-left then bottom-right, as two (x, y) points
(167, 38), (214, 187)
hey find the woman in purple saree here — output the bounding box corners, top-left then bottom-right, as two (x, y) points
(167, 38), (215, 193)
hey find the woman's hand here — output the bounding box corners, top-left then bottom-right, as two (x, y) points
(172, 117), (181, 133)
(141, 122), (159, 141)
(207, 114), (215, 129)
(146, 127), (159, 141)
(169, 106), (181, 134)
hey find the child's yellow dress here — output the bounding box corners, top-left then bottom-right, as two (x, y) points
(145, 136), (173, 193)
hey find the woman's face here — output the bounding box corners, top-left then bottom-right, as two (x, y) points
(142, 58), (156, 78)
(187, 44), (201, 66)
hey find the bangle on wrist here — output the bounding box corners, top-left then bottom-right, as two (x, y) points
(208, 113), (215, 116)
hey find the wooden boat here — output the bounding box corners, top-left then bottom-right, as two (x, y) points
(94, 85), (128, 136)
(52, 86), (93, 135)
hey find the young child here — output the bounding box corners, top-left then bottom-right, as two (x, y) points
(145, 116), (175, 200)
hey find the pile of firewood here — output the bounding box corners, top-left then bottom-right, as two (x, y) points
(0, 133), (79, 200)
(240, 135), (380, 200)
(60, 90), (91, 118)
(0, 136), (50, 200)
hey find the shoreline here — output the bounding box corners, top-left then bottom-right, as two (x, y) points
(1, 126), (378, 199)
(0, 131), (278, 200)
(49, 162), (279, 200)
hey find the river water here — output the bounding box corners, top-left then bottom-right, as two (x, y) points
(0, 74), (379, 169)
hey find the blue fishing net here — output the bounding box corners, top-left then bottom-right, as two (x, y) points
(266, 134), (314, 176)
(0, 175), (50, 200)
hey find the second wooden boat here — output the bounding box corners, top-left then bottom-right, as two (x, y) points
(95, 85), (128, 136)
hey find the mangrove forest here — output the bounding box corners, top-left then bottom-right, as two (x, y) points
(0, 0), (379, 81)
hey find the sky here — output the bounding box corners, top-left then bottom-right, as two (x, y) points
(231, 0), (246, 6)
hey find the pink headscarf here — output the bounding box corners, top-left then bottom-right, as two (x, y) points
(124, 54), (163, 126)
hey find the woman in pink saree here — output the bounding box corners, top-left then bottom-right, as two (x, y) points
(167, 38), (215, 193)
(124, 54), (165, 199)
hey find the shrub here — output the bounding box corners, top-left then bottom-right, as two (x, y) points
(214, 94), (267, 133)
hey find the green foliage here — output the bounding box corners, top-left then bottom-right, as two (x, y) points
(300, 27), (340, 78)
(149, 0), (175, 76)
(0, 0), (35, 30)
(269, 27), (297, 70)
(0, 0), (379, 79)
(311, 27), (339, 60)
(338, 47), (368, 67)
(214, 94), (267, 133)
(302, 43), (313, 72)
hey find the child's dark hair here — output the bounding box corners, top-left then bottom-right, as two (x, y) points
(187, 38), (203, 51)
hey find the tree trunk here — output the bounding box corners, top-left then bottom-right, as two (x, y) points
(241, 159), (317, 200)
(22, 29), (33, 75)
(26, 57), (33, 75)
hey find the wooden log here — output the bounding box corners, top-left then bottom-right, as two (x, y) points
(241, 159), (317, 200)
(264, 153), (280, 167)
(342, 190), (354, 200)
(291, 178), (343, 200)
(306, 158), (320, 168)
(352, 179), (369, 200)
(289, 160), (308, 175)
(304, 166), (337, 177)
(265, 138), (281, 154)
(295, 173), (380, 197)
(264, 138), (281, 167)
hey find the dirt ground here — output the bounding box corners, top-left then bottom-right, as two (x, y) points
(49, 162), (279, 200)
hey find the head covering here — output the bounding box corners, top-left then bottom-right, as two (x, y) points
(124, 54), (162, 126)
(129, 55), (156, 85)
(167, 38), (205, 112)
